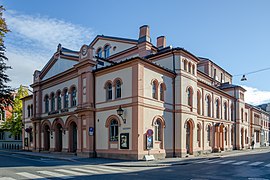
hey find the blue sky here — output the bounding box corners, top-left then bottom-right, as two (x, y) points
(2, 0), (270, 105)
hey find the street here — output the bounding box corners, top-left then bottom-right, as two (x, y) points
(0, 150), (270, 179)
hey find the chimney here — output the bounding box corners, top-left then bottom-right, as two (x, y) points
(156, 36), (166, 49)
(138, 25), (151, 43)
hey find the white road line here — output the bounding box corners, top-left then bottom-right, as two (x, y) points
(265, 163), (270, 167)
(220, 160), (236, 164)
(233, 161), (249, 165)
(84, 166), (122, 173)
(0, 177), (16, 180)
(16, 172), (48, 180)
(55, 169), (88, 176)
(194, 160), (211, 164)
(97, 165), (136, 172)
(208, 160), (223, 164)
(249, 162), (264, 166)
(71, 168), (100, 174)
(38, 170), (72, 179)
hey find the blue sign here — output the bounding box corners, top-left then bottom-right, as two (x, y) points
(89, 127), (94, 136)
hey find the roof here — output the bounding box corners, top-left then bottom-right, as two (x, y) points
(89, 35), (138, 47)
(61, 47), (78, 54)
(94, 56), (176, 75)
(20, 94), (33, 101)
(145, 46), (201, 62)
(218, 82), (246, 92)
(198, 57), (233, 77)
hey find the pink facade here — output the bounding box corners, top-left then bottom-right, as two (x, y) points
(22, 25), (270, 160)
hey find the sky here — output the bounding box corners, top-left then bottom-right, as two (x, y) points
(2, 0), (270, 105)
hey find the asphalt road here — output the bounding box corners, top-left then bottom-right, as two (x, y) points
(0, 150), (270, 179)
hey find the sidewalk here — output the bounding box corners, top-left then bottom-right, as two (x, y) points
(1, 146), (270, 167)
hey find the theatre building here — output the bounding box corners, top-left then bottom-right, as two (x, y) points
(21, 25), (270, 160)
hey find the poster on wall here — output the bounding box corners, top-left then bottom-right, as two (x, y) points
(120, 133), (129, 149)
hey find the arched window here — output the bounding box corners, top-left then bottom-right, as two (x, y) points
(71, 87), (77, 107)
(27, 105), (30, 117)
(45, 95), (49, 113)
(64, 89), (69, 108)
(231, 104), (234, 121)
(192, 65), (195, 75)
(104, 45), (110, 58)
(160, 83), (165, 101)
(51, 93), (55, 111)
(188, 62), (192, 73)
(206, 95), (211, 117)
(224, 102), (227, 120)
(197, 91), (201, 115)
(231, 127), (234, 145)
(30, 104), (33, 116)
(225, 127), (227, 145)
(184, 60), (187, 71)
(57, 91), (61, 110)
(187, 87), (193, 107)
(110, 119), (118, 141)
(115, 80), (121, 99)
(97, 48), (102, 58)
(154, 119), (162, 141)
(152, 81), (158, 99)
(216, 99), (220, 119)
(197, 124), (201, 147)
(241, 108), (244, 122)
(245, 112), (248, 122)
(106, 82), (112, 100)
(207, 125), (211, 146)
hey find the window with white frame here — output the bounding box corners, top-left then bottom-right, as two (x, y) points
(110, 119), (118, 141)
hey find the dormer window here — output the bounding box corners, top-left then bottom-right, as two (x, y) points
(104, 45), (110, 58)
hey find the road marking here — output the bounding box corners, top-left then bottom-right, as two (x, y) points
(38, 170), (72, 179)
(194, 160), (211, 164)
(55, 169), (88, 176)
(71, 168), (100, 174)
(265, 163), (270, 167)
(0, 177), (16, 180)
(17, 172), (48, 180)
(208, 160), (223, 164)
(84, 166), (122, 173)
(249, 162), (264, 166)
(233, 161), (249, 165)
(96, 165), (135, 172)
(220, 160), (236, 164)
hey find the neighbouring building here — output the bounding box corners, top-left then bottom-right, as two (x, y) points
(21, 25), (270, 160)
(0, 91), (23, 150)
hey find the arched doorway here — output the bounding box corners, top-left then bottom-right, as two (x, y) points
(44, 125), (50, 151)
(241, 128), (244, 149)
(219, 124), (224, 151)
(186, 120), (193, 155)
(55, 123), (63, 152)
(69, 122), (77, 153)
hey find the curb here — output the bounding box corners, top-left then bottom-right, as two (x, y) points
(0, 149), (79, 162)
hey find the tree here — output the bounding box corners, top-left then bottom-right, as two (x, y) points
(1, 85), (28, 137)
(0, 5), (12, 111)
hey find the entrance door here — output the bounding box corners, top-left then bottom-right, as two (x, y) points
(56, 124), (63, 152)
(186, 121), (193, 155)
(70, 122), (77, 152)
(44, 125), (50, 151)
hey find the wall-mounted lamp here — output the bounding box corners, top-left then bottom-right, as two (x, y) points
(117, 105), (126, 124)
(241, 75), (247, 81)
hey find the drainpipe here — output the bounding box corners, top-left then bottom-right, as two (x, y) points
(172, 50), (176, 157)
(93, 72), (97, 158)
(234, 87), (237, 150)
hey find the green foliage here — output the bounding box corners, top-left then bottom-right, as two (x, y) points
(0, 5), (12, 111)
(1, 85), (28, 137)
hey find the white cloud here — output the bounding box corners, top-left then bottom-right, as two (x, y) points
(3, 10), (95, 88)
(243, 86), (270, 105)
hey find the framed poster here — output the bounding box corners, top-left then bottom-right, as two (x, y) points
(120, 133), (129, 149)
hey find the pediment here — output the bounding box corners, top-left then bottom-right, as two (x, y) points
(40, 57), (78, 81)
